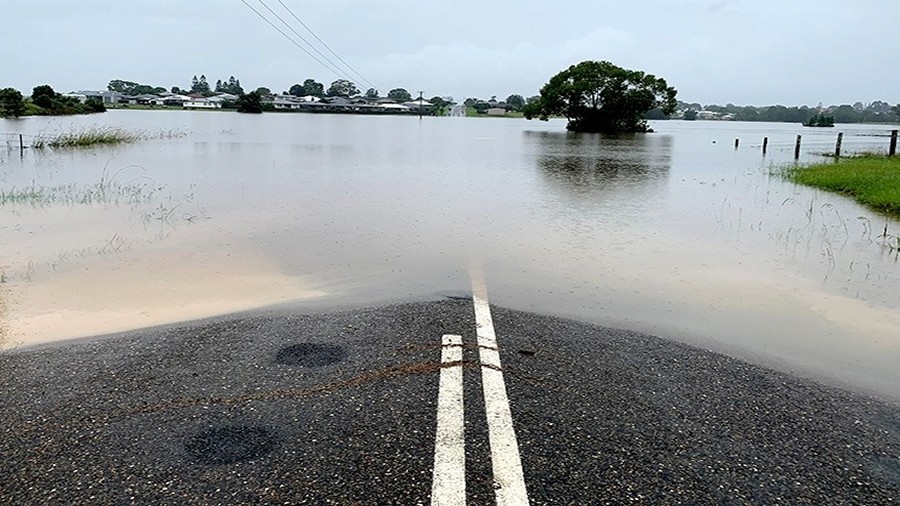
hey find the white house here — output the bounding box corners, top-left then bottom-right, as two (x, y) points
(62, 93), (88, 103)
(183, 98), (221, 109)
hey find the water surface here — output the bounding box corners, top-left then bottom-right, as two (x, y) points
(2, 111), (899, 399)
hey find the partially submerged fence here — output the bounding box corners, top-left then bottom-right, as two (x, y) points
(1, 132), (41, 154)
(750, 129), (898, 159)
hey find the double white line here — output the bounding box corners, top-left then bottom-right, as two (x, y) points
(431, 268), (530, 505)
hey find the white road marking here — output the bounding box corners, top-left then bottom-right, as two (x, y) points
(432, 334), (466, 506)
(470, 265), (530, 506)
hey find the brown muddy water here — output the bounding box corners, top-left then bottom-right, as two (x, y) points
(2, 111), (899, 399)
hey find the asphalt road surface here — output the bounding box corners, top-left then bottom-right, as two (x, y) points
(2, 298), (899, 505)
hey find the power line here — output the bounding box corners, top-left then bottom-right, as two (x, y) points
(238, 0), (356, 87)
(253, 0), (356, 84)
(273, 0), (377, 90)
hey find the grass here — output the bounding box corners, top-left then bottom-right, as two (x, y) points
(0, 166), (162, 206)
(29, 126), (185, 150)
(32, 127), (142, 149)
(784, 154), (900, 218)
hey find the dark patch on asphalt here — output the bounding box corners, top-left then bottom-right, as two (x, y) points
(1, 299), (898, 504)
(867, 456), (900, 486)
(275, 343), (347, 367)
(185, 425), (279, 465)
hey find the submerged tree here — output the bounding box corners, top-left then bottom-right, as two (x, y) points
(524, 60), (677, 133)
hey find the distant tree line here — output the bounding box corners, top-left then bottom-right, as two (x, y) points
(678, 100), (900, 124)
(462, 94), (534, 115)
(0, 84), (104, 118)
(11, 73), (899, 123)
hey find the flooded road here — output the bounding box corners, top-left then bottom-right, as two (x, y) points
(2, 111), (899, 399)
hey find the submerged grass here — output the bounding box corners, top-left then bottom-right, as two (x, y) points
(32, 127), (141, 149)
(784, 155), (900, 218)
(0, 166), (162, 206)
(30, 127), (184, 149)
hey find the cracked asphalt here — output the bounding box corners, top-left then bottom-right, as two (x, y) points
(1, 299), (898, 504)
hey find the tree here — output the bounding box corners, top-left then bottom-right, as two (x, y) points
(505, 94), (525, 111)
(215, 79), (224, 92)
(831, 104), (859, 124)
(191, 75), (210, 93)
(643, 108), (668, 120)
(683, 109), (698, 121)
(365, 88), (379, 99)
(171, 86), (182, 94)
(224, 76), (243, 95)
(236, 92), (263, 113)
(524, 60), (677, 133)
(326, 79), (359, 97)
(473, 101), (490, 114)
(0, 87), (26, 117)
(429, 96), (451, 114)
(31, 85), (57, 109)
(893, 104), (900, 121)
(289, 83), (305, 96)
(108, 80), (137, 93)
(303, 79), (324, 97)
(84, 98), (106, 113)
(255, 87), (272, 96)
(387, 88), (412, 103)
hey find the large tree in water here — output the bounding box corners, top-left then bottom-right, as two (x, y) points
(524, 60), (677, 134)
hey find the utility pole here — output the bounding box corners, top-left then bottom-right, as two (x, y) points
(418, 90), (424, 119)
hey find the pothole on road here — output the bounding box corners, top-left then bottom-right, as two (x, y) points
(275, 343), (347, 367)
(185, 425), (279, 465)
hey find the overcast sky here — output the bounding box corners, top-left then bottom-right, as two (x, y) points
(3, 0), (898, 106)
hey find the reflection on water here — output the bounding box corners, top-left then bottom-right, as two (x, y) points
(531, 131), (672, 214)
(2, 111), (900, 400)
(533, 130), (672, 188)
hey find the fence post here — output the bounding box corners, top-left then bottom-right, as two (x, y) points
(890, 130), (898, 157)
(835, 132), (843, 158)
(19, 134), (24, 155)
(734, 138), (739, 150)
(794, 135), (802, 160)
(762, 137), (768, 155)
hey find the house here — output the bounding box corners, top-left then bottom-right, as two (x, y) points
(118, 94), (158, 105)
(375, 103), (411, 113)
(273, 95), (304, 110)
(402, 98), (434, 113)
(98, 91), (122, 104)
(324, 96), (353, 106)
(183, 98), (221, 109)
(62, 93), (88, 103)
(697, 110), (722, 120)
(74, 90), (118, 103)
(487, 108), (507, 116)
(165, 94), (191, 106)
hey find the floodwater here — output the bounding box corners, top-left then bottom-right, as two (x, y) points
(2, 111), (899, 399)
